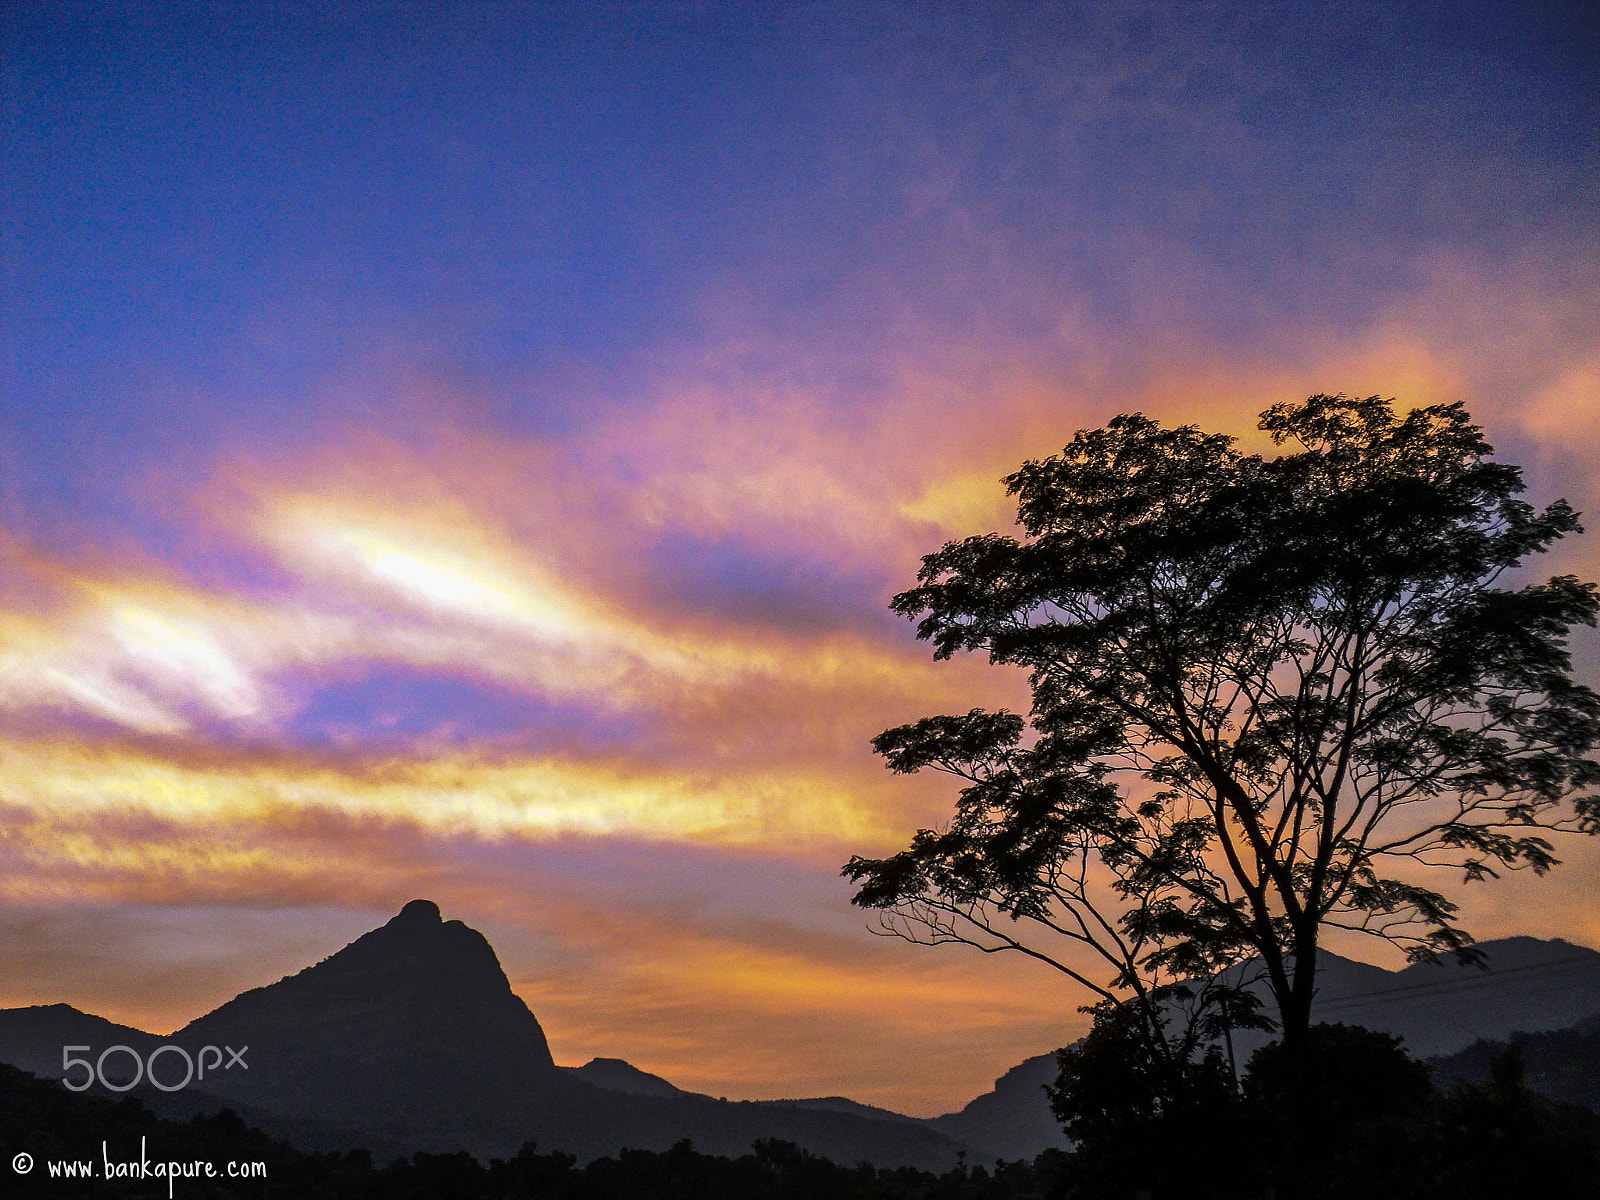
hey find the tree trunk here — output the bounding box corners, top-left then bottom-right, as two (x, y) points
(1280, 932), (1318, 1060)
(1276, 929), (1322, 1181)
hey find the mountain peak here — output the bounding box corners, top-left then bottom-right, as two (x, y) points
(173, 901), (560, 1124)
(390, 898), (442, 926)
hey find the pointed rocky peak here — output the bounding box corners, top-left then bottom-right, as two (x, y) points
(288, 898), (508, 990)
(174, 899), (560, 1118)
(188, 900), (534, 1014)
(390, 898), (443, 926)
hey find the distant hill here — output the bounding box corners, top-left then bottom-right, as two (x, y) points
(921, 936), (1600, 1162)
(0, 900), (965, 1169)
(561, 1057), (686, 1098)
(1242, 936), (1600, 1059)
(5, 906), (1593, 1169)
(0, 1003), (160, 1083)
(750, 1095), (924, 1125)
(1429, 1014), (1600, 1112)
(928, 1053), (1071, 1162)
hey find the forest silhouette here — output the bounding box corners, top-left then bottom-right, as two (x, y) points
(6, 1034), (1600, 1198)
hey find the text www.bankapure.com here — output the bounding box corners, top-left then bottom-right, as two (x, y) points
(31, 1138), (265, 1197)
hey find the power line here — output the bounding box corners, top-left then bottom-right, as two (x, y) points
(1315, 956), (1600, 1012)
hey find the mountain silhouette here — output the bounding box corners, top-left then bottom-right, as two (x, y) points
(169, 898), (559, 1128)
(0, 1004), (159, 1083)
(1219, 936), (1600, 1061)
(0, 901), (965, 1168)
(5, 906), (1594, 1167)
(561, 1057), (685, 1098)
(915, 935), (1600, 1161)
(927, 1052), (1072, 1161)
(1429, 1013), (1600, 1112)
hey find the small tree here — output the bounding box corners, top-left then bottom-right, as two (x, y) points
(1046, 998), (1244, 1199)
(844, 395), (1600, 1064)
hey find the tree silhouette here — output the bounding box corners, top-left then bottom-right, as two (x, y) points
(1045, 998), (1243, 1199)
(844, 395), (1600, 1068)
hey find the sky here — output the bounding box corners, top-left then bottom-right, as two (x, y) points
(2, 0), (1599, 1115)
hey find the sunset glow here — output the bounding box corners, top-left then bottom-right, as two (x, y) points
(3, 2), (1597, 1116)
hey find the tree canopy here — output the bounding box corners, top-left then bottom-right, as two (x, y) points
(844, 394), (1600, 1059)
